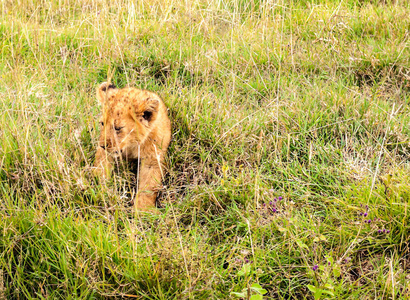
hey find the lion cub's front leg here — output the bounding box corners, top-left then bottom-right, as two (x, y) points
(135, 158), (163, 209)
(94, 147), (113, 179)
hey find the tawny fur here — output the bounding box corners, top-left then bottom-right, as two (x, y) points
(94, 82), (171, 210)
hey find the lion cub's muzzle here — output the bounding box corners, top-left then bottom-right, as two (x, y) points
(99, 144), (123, 158)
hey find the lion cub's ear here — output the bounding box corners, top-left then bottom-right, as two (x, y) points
(96, 82), (116, 103)
(135, 97), (160, 124)
(145, 97), (160, 112)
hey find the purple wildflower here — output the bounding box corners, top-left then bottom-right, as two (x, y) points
(364, 212), (368, 217)
(383, 229), (386, 233)
(278, 196), (283, 200)
(312, 265), (319, 271)
(386, 230), (390, 234)
(245, 258), (249, 263)
(274, 198), (277, 202)
(378, 229), (382, 233)
(272, 208), (277, 213)
(359, 212), (363, 216)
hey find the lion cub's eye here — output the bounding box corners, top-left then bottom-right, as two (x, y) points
(100, 121), (104, 126)
(142, 111), (152, 121)
(114, 126), (123, 132)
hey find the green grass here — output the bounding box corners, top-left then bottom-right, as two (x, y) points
(1, 0), (410, 299)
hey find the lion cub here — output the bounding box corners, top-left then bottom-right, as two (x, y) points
(94, 82), (171, 210)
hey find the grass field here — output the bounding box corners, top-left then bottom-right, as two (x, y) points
(1, 0), (410, 298)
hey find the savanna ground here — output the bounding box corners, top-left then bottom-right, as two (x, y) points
(0, 0), (410, 299)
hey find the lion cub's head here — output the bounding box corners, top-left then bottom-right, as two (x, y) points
(96, 82), (160, 159)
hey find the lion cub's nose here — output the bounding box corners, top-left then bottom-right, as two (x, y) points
(100, 145), (106, 150)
